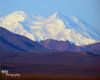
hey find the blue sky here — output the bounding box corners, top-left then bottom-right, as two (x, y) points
(0, 0), (100, 32)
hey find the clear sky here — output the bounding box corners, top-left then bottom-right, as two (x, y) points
(0, 0), (100, 32)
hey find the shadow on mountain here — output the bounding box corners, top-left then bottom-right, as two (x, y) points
(0, 27), (48, 53)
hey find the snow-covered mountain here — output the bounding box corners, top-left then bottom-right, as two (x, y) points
(0, 11), (98, 46)
(58, 14), (100, 40)
(0, 11), (35, 41)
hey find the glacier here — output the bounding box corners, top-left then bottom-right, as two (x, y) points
(0, 11), (99, 46)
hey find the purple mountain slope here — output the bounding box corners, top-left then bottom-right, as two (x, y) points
(40, 39), (80, 51)
(0, 27), (100, 55)
(81, 42), (100, 55)
(40, 39), (100, 55)
(0, 27), (48, 53)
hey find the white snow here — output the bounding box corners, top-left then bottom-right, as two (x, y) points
(0, 11), (97, 45)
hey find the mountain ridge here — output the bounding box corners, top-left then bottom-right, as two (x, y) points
(0, 27), (100, 55)
(0, 27), (48, 53)
(0, 11), (98, 46)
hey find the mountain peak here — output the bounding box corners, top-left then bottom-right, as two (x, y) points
(71, 16), (79, 22)
(0, 11), (98, 46)
(51, 12), (59, 18)
(5, 11), (28, 22)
